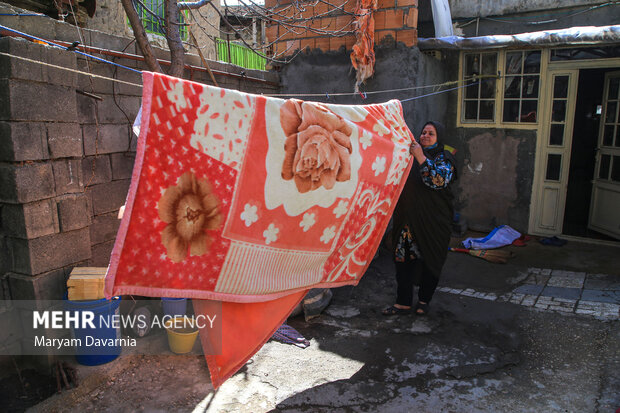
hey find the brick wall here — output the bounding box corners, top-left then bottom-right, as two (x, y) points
(264, 0), (418, 56)
(0, 13), (279, 367)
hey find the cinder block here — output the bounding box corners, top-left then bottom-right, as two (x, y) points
(0, 79), (77, 122)
(0, 236), (8, 278)
(57, 194), (91, 232)
(0, 37), (45, 82)
(265, 25), (278, 43)
(97, 95), (140, 124)
(90, 212), (121, 245)
(329, 36), (347, 52)
(83, 124), (130, 156)
(89, 240), (115, 267)
(110, 152), (135, 180)
(0, 121), (49, 161)
(82, 155), (112, 185)
(1, 199), (59, 239)
(345, 35), (356, 51)
(300, 38), (316, 53)
(8, 269), (67, 301)
(384, 9), (404, 29)
(285, 40), (301, 55)
(76, 93), (96, 123)
(76, 59), (116, 95)
(8, 228), (91, 275)
(0, 34), (76, 88)
(0, 307), (22, 349)
(88, 179), (130, 215)
(52, 159), (83, 194)
(0, 163), (55, 204)
(405, 7), (418, 28)
(47, 123), (83, 158)
(374, 11), (387, 31)
(396, 29), (417, 47)
(42, 43), (78, 88)
(115, 66), (144, 97)
(378, 0), (396, 8)
(315, 37), (330, 52)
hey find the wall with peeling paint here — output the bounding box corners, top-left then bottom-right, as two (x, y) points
(451, 129), (537, 233)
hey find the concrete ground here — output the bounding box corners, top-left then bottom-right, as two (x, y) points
(27, 235), (620, 412)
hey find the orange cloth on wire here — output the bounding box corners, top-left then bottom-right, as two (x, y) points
(350, 0), (378, 89)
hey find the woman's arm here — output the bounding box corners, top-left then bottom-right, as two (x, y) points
(419, 154), (454, 189)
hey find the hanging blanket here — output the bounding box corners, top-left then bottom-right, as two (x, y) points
(104, 72), (414, 388)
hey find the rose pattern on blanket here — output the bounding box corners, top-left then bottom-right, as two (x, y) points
(280, 99), (353, 193)
(106, 72), (413, 300)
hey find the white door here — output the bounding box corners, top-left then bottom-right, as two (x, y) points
(530, 70), (578, 235)
(589, 71), (620, 240)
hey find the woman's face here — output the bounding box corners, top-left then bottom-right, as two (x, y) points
(419, 124), (438, 148)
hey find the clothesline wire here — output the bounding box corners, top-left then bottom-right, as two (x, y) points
(0, 51), (144, 89)
(400, 82), (479, 102)
(0, 48), (494, 103)
(263, 75), (493, 98)
(0, 24), (142, 74)
(1, 23), (500, 101)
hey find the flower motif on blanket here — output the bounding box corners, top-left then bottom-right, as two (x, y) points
(280, 99), (353, 193)
(157, 171), (223, 263)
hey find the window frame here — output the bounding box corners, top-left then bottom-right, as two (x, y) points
(460, 51), (499, 124)
(457, 48), (548, 129)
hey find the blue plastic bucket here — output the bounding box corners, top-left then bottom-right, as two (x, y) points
(63, 296), (122, 366)
(161, 298), (187, 318)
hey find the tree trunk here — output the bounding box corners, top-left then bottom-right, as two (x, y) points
(120, 0), (162, 73)
(165, 0), (185, 78)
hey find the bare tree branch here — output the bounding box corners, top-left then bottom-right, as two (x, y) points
(124, 0), (361, 73)
(121, 0), (163, 73)
(165, 0), (185, 77)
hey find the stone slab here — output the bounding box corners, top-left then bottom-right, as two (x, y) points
(513, 284), (543, 296)
(581, 289), (620, 305)
(540, 286), (582, 301)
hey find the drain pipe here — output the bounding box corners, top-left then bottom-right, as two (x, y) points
(431, 0), (454, 38)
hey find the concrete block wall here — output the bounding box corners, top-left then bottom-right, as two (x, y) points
(264, 0), (418, 56)
(0, 11), (279, 366)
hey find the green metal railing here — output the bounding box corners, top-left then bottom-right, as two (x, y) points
(131, 0), (187, 40)
(216, 38), (266, 71)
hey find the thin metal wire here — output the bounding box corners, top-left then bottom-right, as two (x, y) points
(264, 75), (496, 98)
(400, 82), (479, 102)
(0, 49), (497, 104)
(0, 51), (143, 88)
(0, 24), (143, 74)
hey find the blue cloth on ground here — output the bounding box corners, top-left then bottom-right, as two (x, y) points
(462, 225), (521, 250)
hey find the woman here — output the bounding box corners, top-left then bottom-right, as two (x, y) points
(383, 121), (456, 316)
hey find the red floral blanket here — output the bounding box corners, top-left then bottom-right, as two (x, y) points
(105, 72), (414, 387)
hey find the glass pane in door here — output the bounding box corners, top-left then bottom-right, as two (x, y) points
(599, 154), (611, 180)
(546, 154), (562, 181)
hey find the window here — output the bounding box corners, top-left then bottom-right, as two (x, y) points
(132, 0), (188, 40)
(461, 52), (498, 122)
(459, 49), (542, 127)
(502, 51), (541, 123)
